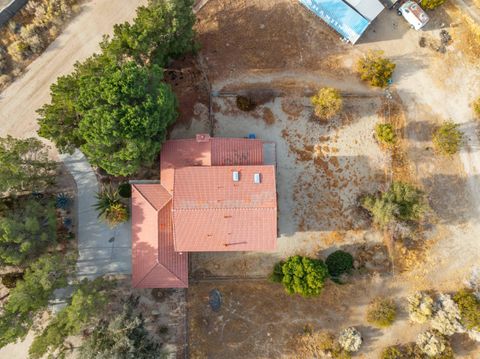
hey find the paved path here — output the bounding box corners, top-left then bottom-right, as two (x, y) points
(61, 150), (131, 279)
(0, 0), (147, 139)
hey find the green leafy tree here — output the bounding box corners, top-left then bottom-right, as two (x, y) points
(433, 122), (462, 155)
(367, 297), (397, 328)
(37, 73), (83, 154)
(421, 0), (446, 9)
(0, 198), (57, 266)
(281, 255), (329, 297)
(375, 123), (396, 147)
(325, 250), (354, 277)
(29, 278), (112, 359)
(453, 289), (480, 331)
(357, 51), (395, 88)
(311, 87), (343, 120)
(0, 254), (71, 348)
(101, 0), (196, 66)
(0, 136), (57, 194)
(78, 295), (162, 359)
(361, 182), (428, 228)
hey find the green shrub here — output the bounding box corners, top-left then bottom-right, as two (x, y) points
(1, 272), (24, 289)
(236, 96), (256, 111)
(375, 123), (396, 146)
(118, 183), (132, 198)
(453, 289), (480, 331)
(269, 261), (284, 283)
(356, 51), (395, 88)
(361, 182), (428, 228)
(95, 186), (129, 227)
(433, 122), (462, 155)
(325, 250), (354, 277)
(281, 255), (329, 297)
(472, 97), (480, 118)
(367, 297), (397, 328)
(380, 346), (402, 359)
(311, 87), (343, 120)
(421, 0), (446, 10)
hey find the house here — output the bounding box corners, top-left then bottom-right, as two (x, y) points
(299, 0), (384, 44)
(131, 135), (277, 288)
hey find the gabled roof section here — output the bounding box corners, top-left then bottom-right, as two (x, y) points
(131, 185), (188, 288)
(211, 138), (264, 166)
(172, 165), (277, 252)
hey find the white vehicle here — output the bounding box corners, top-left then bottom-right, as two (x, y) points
(397, 1), (429, 30)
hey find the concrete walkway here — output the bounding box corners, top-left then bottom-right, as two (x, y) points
(61, 150), (131, 279)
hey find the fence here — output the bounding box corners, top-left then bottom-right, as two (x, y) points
(0, 0), (28, 27)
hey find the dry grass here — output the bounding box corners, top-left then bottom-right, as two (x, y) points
(450, 11), (480, 62)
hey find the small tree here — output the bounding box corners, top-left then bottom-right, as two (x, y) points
(433, 122), (462, 155)
(0, 254), (71, 348)
(311, 87), (343, 120)
(269, 261), (285, 283)
(0, 136), (57, 194)
(366, 297), (397, 328)
(361, 182), (428, 229)
(431, 294), (465, 335)
(407, 292), (435, 324)
(281, 255), (329, 297)
(375, 123), (396, 147)
(453, 289), (480, 331)
(421, 0), (447, 9)
(325, 250), (354, 278)
(338, 327), (362, 353)
(356, 51), (395, 88)
(473, 97), (480, 119)
(0, 198), (57, 266)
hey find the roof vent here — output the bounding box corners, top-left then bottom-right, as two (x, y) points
(233, 171), (240, 182)
(253, 173), (261, 184)
(196, 133), (210, 143)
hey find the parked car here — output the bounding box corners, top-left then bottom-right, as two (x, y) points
(397, 1), (429, 30)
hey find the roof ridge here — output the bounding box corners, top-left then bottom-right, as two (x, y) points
(133, 184), (171, 212)
(135, 262), (187, 287)
(172, 207), (277, 211)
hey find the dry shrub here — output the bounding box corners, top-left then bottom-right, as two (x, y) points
(7, 40), (29, 61)
(294, 331), (351, 359)
(366, 297), (397, 328)
(0, 47), (8, 73)
(407, 292), (435, 324)
(453, 14), (480, 61)
(311, 87), (342, 120)
(473, 97), (480, 119)
(262, 108), (275, 125)
(0, 74), (12, 88)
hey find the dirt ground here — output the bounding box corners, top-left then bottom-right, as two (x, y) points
(176, 1), (480, 358)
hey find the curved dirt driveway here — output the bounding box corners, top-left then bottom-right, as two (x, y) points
(0, 0), (147, 140)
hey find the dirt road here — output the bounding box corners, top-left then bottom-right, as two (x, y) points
(0, 0), (147, 140)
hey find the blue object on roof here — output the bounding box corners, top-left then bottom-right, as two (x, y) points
(248, 133), (256, 139)
(299, 0), (370, 44)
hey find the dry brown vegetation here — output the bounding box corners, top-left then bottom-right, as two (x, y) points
(0, 0), (82, 90)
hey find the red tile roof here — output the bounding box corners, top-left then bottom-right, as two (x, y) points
(131, 185), (188, 288)
(211, 138), (264, 166)
(172, 166), (277, 252)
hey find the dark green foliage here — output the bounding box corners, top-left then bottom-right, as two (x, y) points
(433, 122), (462, 155)
(269, 261), (285, 283)
(325, 250), (354, 277)
(367, 297), (397, 328)
(1, 272), (24, 289)
(37, 0), (197, 176)
(361, 182), (428, 228)
(0, 255), (71, 348)
(101, 0), (196, 66)
(95, 186), (129, 227)
(78, 295), (162, 359)
(55, 192), (71, 210)
(0, 136), (57, 194)
(453, 289), (480, 331)
(421, 0), (446, 10)
(0, 197), (57, 266)
(29, 278), (112, 359)
(281, 255), (329, 297)
(118, 183), (132, 198)
(236, 96), (257, 111)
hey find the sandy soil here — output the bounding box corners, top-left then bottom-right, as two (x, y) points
(0, 0), (147, 141)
